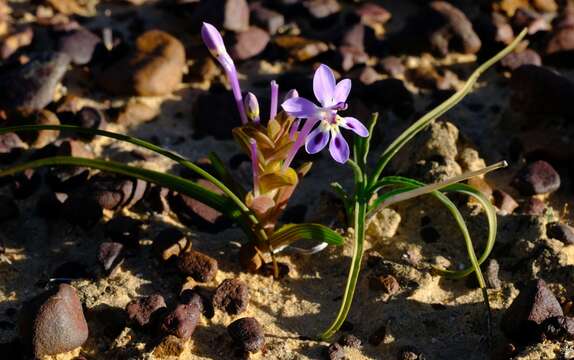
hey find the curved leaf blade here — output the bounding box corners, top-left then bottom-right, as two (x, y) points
(269, 223), (344, 250)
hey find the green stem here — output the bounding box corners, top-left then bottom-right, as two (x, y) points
(319, 199), (367, 341)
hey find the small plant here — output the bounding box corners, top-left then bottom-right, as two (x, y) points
(0, 22), (527, 342)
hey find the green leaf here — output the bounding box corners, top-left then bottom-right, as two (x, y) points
(269, 223), (344, 250)
(0, 156), (241, 218)
(368, 29), (528, 186)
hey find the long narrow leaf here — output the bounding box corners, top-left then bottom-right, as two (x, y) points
(268, 223), (344, 250)
(369, 29), (527, 186)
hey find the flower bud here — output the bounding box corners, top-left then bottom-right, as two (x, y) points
(244, 92), (260, 123)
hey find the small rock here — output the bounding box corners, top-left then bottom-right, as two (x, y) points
(89, 174), (147, 210)
(546, 222), (574, 245)
(368, 324), (387, 346)
(546, 3), (574, 55)
(326, 342), (344, 360)
(213, 278), (249, 315)
(159, 303), (200, 339)
(97, 242), (124, 274)
(542, 316), (574, 341)
(152, 228), (189, 262)
(153, 335), (187, 357)
(114, 100), (159, 127)
(259, 262), (290, 278)
(192, 0), (250, 33)
(231, 26), (270, 61)
(29, 110), (61, 148)
(1, 26), (33, 59)
(274, 35), (329, 62)
(369, 274), (400, 295)
(57, 28), (100, 65)
(513, 160), (561, 195)
(251, 2), (284, 35)
(339, 24), (368, 71)
(227, 317), (265, 353)
(180, 286), (215, 319)
(512, 8), (551, 35)
(357, 66), (382, 85)
(104, 216), (142, 246)
(493, 189), (519, 215)
(356, 3), (391, 37)
(177, 249), (219, 282)
(239, 243), (263, 272)
(420, 226), (440, 243)
(501, 279), (563, 343)
(500, 49), (542, 70)
(398, 346), (425, 360)
(0, 132), (27, 163)
(74, 107), (106, 141)
(0, 52), (70, 113)
(491, 12), (514, 45)
(520, 197), (546, 216)
(486, 259), (502, 289)
(32, 284), (89, 357)
(126, 294), (167, 327)
(96, 30), (185, 96)
(305, 0), (341, 19)
(62, 194), (103, 229)
(429, 1), (481, 56)
(381, 56), (405, 78)
(170, 179), (228, 231)
(339, 334), (362, 349)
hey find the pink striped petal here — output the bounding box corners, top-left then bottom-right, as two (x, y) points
(329, 130), (350, 163)
(313, 64), (336, 107)
(339, 117), (368, 137)
(305, 125), (330, 154)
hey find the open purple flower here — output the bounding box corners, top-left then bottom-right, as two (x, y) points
(281, 64), (368, 164)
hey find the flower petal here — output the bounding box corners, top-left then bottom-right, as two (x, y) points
(305, 125), (330, 154)
(339, 117), (368, 137)
(201, 22), (226, 55)
(281, 97), (319, 118)
(313, 64), (336, 107)
(329, 130), (350, 163)
(334, 79), (351, 104)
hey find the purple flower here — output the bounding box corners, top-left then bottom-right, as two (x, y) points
(281, 64), (368, 164)
(201, 22), (248, 124)
(244, 92), (260, 123)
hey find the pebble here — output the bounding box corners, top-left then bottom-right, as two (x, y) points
(490, 12), (514, 45)
(542, 316), (574, 341)
(213, 278), (249, 315)
(356, 3), (391, 37)
(231, 26), (270, 61)
(62, 193), (103, 229)
(177, 249), (219, 282)
(1, 25), (33, 59)
(170, 179), (228, 231)
(512, 8), (551, 35)
(513, 160), (561, 195)
(32, 284), (89, 357)
(381, 56), (405, 78)
(159, 303), (201, 339)
(500, 49), (542, 70)
(227, 317), (265, 353)
(97, 241), (124, 274)
(192, 0), (250, 33)
(305, 0), (341, 19)
(29, 110), (61, 148)
(429, 1), (481, 56)
(57, 28), (100, 65)
(519, 197), (546, 216)
(274, 35), (329, 62)
(0, 132), (27, 163)
(485, 259), (502, 289)
(546, 222), (574, 245)
(0, 52), (70, 113)
(501, 279), (563, 343)
(126, 294), (167, 327)
(180, 286), (215, 319)
(104, 216), (143, 246)
(326, 342), (344, 360)
(152, 227), (189, 262)
(239, 243), (263, 272)
(89, 174), (147, 210)
(251, 2), (284, 35)
(511, 65), (574, 118)
(398, 346), (425, 360)
(546, 4), (574, 56)
(493, 189), (519, 215)
(369, 274), (400, 295)
(339, 334), (362, 348)
(96, 30), (185, 96)
(74, 107), (106, 141)
(339, 24), (368, 71)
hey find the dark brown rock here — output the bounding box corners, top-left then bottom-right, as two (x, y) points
(231, 26), (270, 61)
(58, 28), (100, 65)
(104, 216), (142, 246)
(97, 242), (124, 274)
(501, 279), (563, 343)
(213, 278), (249, 315)
(153, 228), (189, 262)
(159, 303), (200, 339)
(180, 286), (215, 319)
(32, 284), (89, 357)
(520, 197), (546, 216)
(500, 49), (542, 70)
(0, 52), (70, 113)
(227, 317), (265, 353)
(369, 274), (400, 295)
(96, 30), (185, 96)
(513, 160), (560, 195)
(89, 174), (147, 211)
(493, 189), (519, 214)
(74, 107), (106, 141)
(126, 294), (167, 327)
(177, 250), (218, 282)
(192, 0), (250, 33)
(546, 222), (574, 245)
(429, 1), (481, 56)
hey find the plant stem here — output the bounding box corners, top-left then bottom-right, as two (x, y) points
(319, 199), (367, 341)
